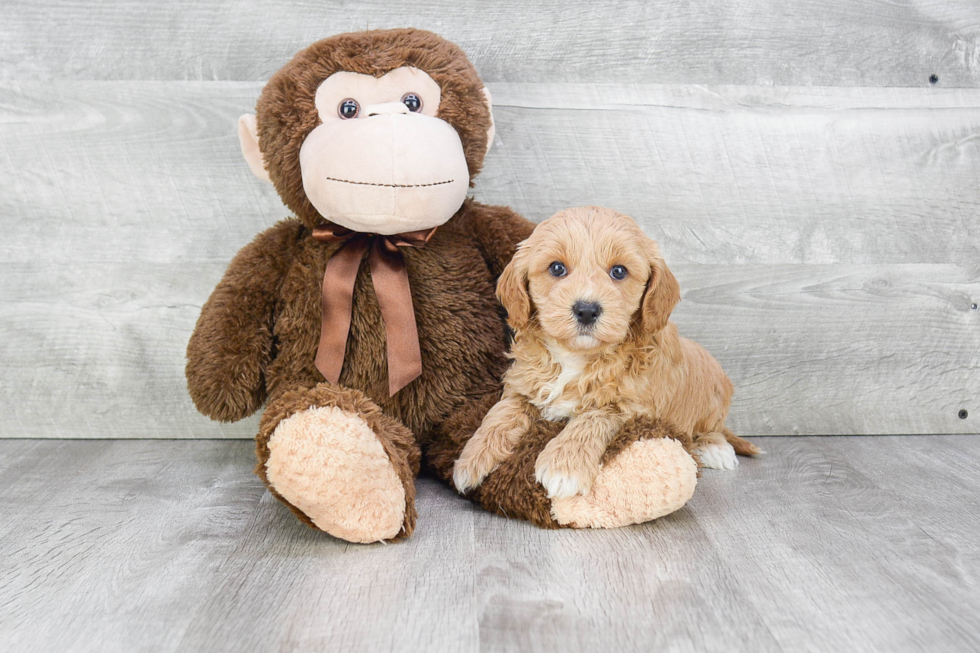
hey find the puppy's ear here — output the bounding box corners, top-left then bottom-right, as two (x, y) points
(639, 256), (680, 335)
(497, 247), (532, 331)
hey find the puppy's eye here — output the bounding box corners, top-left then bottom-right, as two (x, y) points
(338, 99), (360, 119)
(610, 265), (628, 280)
(401, 93), (423, 112)
(549, 261), (567, 278)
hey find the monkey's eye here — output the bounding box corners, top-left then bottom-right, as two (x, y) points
(610, 265), (628, 280)
(401, 93), (422, 112)
(338, 99), (360, 119)
(549, 261), (567, 278)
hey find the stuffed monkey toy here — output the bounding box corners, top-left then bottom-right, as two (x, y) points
(186, 29), (699, 543)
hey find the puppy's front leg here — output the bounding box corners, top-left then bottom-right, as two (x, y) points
(535, 411), (626, 499)
(453, 391), (535, 493)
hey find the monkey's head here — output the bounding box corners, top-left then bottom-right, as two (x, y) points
(239, 29), (495, 235)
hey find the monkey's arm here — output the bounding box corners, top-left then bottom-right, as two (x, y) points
(462, 200), (535, 279)
(186, 218), (303, 422)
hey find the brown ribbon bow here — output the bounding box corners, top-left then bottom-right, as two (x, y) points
(311, 222), (436, 396)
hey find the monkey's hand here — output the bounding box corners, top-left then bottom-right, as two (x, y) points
(186, 219), (301, 422)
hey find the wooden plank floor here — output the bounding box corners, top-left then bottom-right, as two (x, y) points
(1, 436), (978, 652)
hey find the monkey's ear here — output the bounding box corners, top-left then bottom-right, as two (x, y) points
(481, 87), (495, 155)
(238, 114), (271, 183)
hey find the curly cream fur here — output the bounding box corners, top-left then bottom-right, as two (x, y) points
(456, 206), (758, 498)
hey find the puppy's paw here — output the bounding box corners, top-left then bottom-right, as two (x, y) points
(534, 441), (598, 499)
(453, 437), (500, 493)
(695, 441), (738, 470)
(536, 467), (586, 499)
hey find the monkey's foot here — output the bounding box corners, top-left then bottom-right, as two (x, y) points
(265, 405), (407, 543)
(550, 437), (697, 528)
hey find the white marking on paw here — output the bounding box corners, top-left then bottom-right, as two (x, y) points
(535, 466), (584, 498)
(452, 457), (497, 493)
(696, 442), (738, 470)
(452, 466), (475, 493)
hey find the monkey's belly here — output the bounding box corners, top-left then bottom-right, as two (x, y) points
(266, 235), (508, 435)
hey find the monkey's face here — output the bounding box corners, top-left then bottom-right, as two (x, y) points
(242, 31), (496, 233)
(296, 66), (470, 235)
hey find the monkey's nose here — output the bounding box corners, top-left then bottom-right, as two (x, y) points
(364, 102), (411, 117)
(572, 301), (602, 326)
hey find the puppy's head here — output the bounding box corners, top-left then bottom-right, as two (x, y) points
(498, 206), (680, 351)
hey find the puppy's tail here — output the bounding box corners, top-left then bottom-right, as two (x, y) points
(723, 428), (763, 456)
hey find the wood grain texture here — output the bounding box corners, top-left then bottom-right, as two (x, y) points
(1, 436), (979, 652)
(1, 81), (978, 437)
(2, 261), (975, 437)
(677, 264), (979, 436)
(2, 0), (979, 87)
(4, 82), (979, 266)
(485, 84), (980, 266)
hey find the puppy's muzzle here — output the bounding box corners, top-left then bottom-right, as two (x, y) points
(572, 301), (602, 327)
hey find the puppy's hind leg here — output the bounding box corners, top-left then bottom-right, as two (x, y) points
(723, 427), (763, 456)
(693, 431), (739, 470)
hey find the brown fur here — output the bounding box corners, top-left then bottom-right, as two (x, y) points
(187, 196), (534, 536)
(255, 29), (493, 231)
(186, 29), (536, 538)
(186, 31), (700, 538)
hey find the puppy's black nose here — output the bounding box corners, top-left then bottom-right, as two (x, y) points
(572, 301), (602, 326)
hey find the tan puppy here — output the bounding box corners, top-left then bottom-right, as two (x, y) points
(454, 206), (759, 499)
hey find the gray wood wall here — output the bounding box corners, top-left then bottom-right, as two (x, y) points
(1, 1), (978, 438)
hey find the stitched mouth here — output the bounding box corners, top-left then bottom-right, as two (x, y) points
(324, 176), (455, 188)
